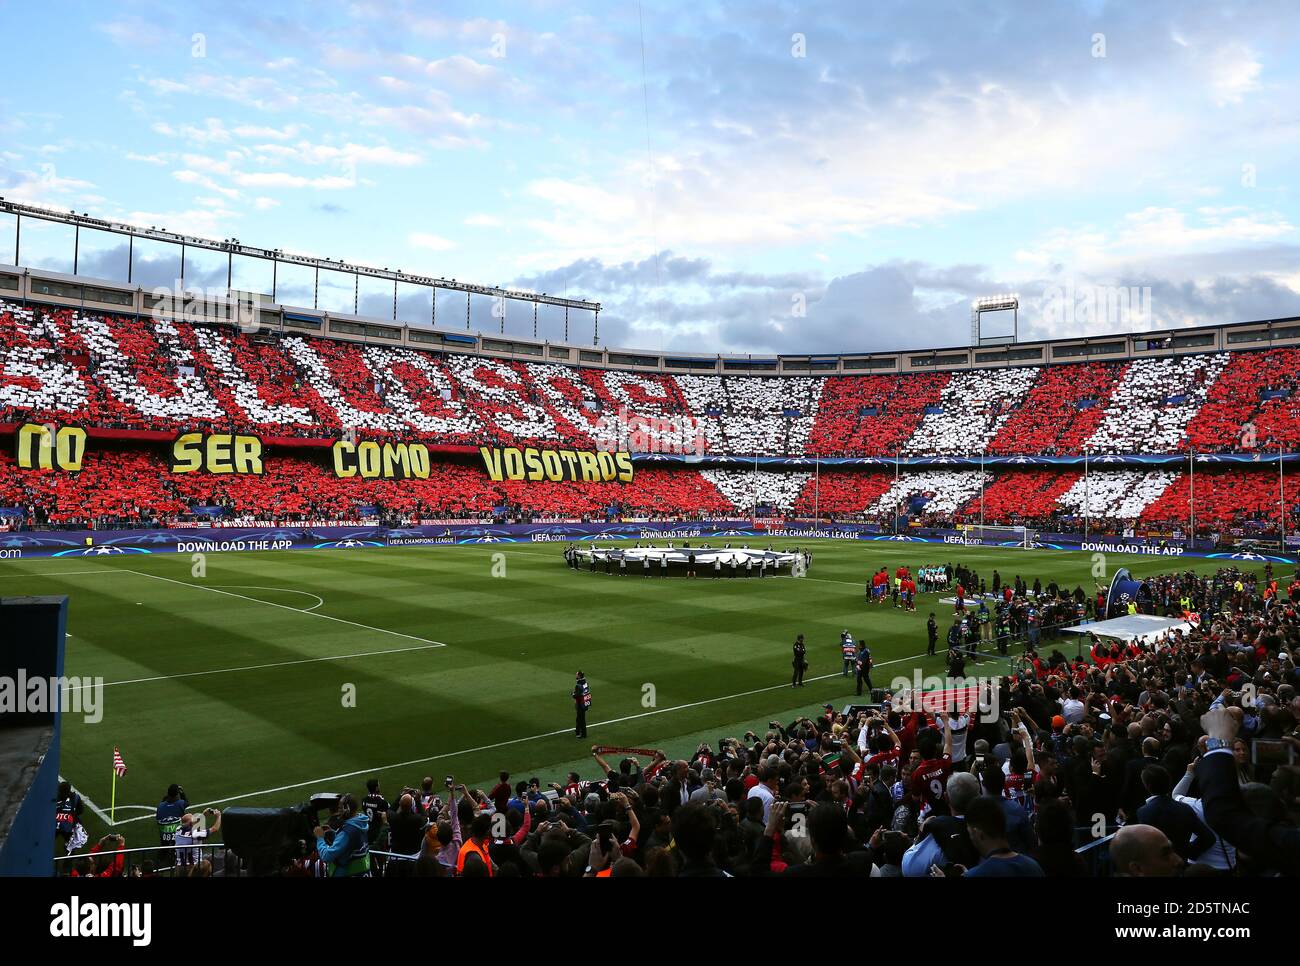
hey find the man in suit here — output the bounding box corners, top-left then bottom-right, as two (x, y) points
(1135, 765), (1214, 861)
(1199, 707), (1300, 875)
(659, 760), (694, 817)
(1119, 736), (1161, 822)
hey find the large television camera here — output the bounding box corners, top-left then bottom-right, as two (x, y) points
(220, 793), (343, 876)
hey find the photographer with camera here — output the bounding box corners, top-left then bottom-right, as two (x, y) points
(312, 793), (372, 877)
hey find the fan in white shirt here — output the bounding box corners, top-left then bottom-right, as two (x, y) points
(938, 712), (971, 762)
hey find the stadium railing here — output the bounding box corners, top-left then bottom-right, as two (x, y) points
(52, 841), (228, 877)
(50, 834), (1125, 877)
(1074, 830), (1117, 877)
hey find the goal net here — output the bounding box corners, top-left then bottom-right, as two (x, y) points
(967, 525), (1035, 548)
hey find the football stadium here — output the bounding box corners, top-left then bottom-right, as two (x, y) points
(1, 0), (1298, 927)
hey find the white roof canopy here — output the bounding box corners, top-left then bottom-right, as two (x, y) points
(1061, 614), (1194, 642)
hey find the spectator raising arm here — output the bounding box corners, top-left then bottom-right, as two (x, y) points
(1198, 707), (1300, 875)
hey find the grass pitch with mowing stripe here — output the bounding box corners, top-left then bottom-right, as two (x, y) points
(0, 539), (1256, 842)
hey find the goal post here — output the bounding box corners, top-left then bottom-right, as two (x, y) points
(966, 524), (1035, 548)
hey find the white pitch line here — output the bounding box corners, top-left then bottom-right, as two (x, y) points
(0, 570), (129, 579)
(124, 570), (445, 648)
(59, 776), (114, 826)
(61, 643), (447, 691)
(210, 584), (325, 612)
(109, 649), (943, 822)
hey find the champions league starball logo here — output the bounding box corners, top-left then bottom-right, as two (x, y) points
(52, 545), (152, 556)
(1206, 550), (1288, 563)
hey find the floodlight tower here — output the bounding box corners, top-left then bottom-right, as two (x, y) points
(971, 294), (1020, 346)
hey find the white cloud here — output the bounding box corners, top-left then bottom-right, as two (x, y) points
(515, 82), (1189, 266)
(408, 232), (457, 251)
(125, 206), (238, 237)
(233, 171), (354, 189)
(1018, 207), (1296, 277)
(172, 169), (240, 199)
(1206, 42), (1262, 106)
(250, 141), (423, 167)
(231, 123), (303, 140)
(1117, 206), (1293, 249)
(152, 118), (231, 144)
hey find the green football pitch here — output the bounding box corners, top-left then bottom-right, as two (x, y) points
(0, 539), (1258, 839)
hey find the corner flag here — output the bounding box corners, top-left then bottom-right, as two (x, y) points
(111, 746), (127, 822)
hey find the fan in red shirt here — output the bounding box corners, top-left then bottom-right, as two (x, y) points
(909, 717), (954, 814)
(847, 713), (903, 784)
(892, 709), (924, 761)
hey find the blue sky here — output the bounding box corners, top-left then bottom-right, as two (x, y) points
(1, 0), (1299, 354)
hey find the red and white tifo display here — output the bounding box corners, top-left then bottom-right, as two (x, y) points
(1, 297), (1298, 534)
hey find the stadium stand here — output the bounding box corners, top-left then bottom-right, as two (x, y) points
(956, 470), (1082, 526)
(1140, 468), (1299, 532)
(7, 455), (1290, 534)
(791, 471), (898, 516)
(0, 300), (1294, 458)
(985, 362), (1120, 456)
(1082, 354), (1229, 455)
(1184, 347), (1300, 452)
(0, 451), (739, 527)
(701, 468), (812, 515)
(1056, 470), (1181, 522)
(806, 372), (949, 457)
(2, 298), (1299, 535)
(901, 368), (1038, 456)
(865, 471), (992, 518)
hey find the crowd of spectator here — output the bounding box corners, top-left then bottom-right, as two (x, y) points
(2, 443), (1295, 539)
(5, 300), (1300, 460)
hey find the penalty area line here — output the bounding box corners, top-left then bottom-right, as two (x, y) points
(108, 649), (941, 821)
(124, 570), (445, 649)
(0, 570), (131, 579)
(61, 643), (447, 692)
